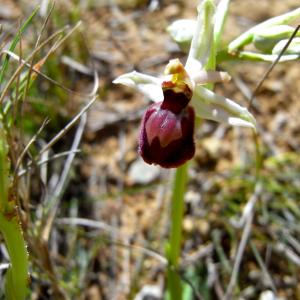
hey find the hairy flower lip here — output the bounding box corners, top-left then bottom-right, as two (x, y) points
(145, 105), (183, 148)
(139, 102), (195, 168)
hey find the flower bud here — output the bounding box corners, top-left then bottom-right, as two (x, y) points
(272, 37), (300, 55)
(167, 19), (196, 53)
(253, 25), (298, 52)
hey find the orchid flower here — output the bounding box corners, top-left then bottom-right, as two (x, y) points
(113, 0), (256, 168)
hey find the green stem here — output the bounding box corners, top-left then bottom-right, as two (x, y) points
(166, 163), (189, 300)
(0, 6), (39, 86)
(253, 130), (262, 181)
(0, 128), (28, 300)
(0, 214), (28, 300)
(216, 49), (299, 64)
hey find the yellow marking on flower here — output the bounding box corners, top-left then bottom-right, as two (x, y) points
(162, 59), (193, 99)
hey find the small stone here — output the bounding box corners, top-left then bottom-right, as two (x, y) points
(134, 285), (162, 300)
(128, 158), (160, 184)
(259, 290), (277, 300)
(183, 217), (194, 233)
(202, 137), (222, 158)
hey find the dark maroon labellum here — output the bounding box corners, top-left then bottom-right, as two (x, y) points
(138, 89), (195, 168)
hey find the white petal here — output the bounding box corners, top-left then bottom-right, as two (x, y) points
(185, 59), (204, 82)
(113, 71), (163, 102)
(192, 70), (231, 85)
(227, 117), (257, 127)
(192, 86), (256, 129)
(167, 19), (196, 53)
(185, 0), (215, 73)
(214, 0), (230, 50)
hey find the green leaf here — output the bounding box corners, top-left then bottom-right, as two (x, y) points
(0, 6), (39, 86)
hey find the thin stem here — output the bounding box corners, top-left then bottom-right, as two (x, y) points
(0, 6), (39, 86)
(216, 49), (299, 64)
(166, 163), (189, 300)
(0, 128), (28, 300)
(253, 130), (262, 180)
(0, 215), (28, 300)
